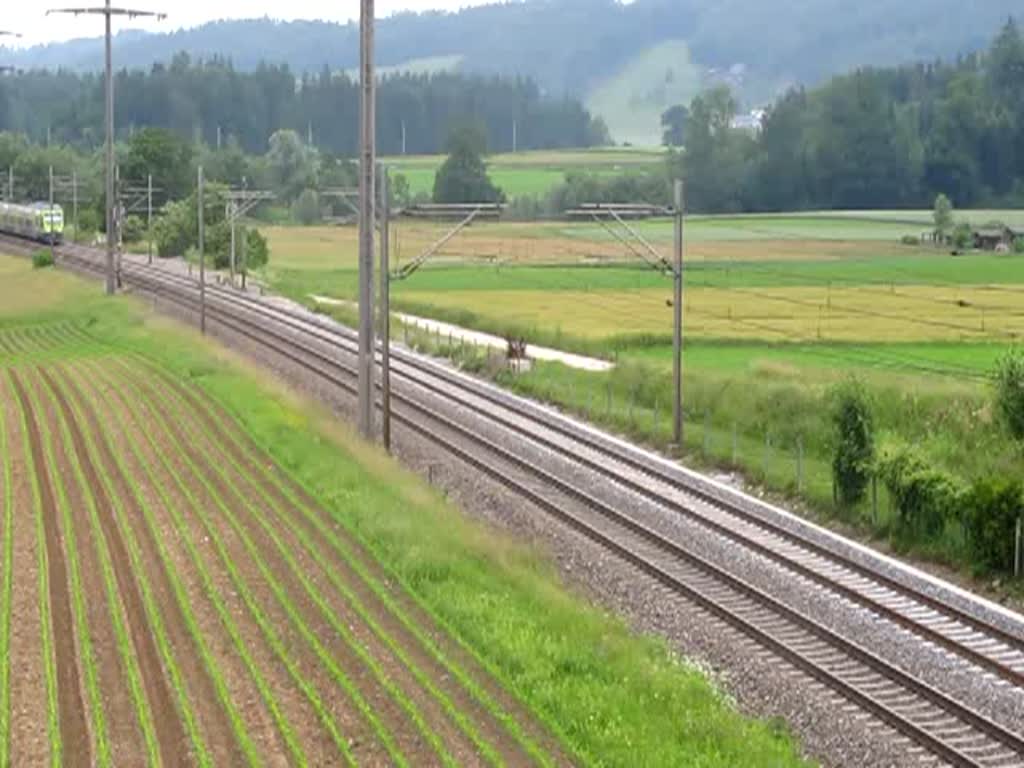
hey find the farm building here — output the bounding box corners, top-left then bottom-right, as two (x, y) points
(973, 225), (1021, 250)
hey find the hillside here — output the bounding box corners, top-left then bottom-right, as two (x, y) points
(3, 0), (1020, 144)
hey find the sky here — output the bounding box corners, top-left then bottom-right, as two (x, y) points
(2, 1), (499, 48)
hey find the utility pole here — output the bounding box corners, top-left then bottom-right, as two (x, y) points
(378, 165), (391, 452)
(48, 166), (55, 259)
(672, 179), (685, 447)
(72, 170), (78, 243)
(146, 173), (152, 263)
(47, 2), (166, 295)
(401, 119), (407, 156)
(512, 119), (518, 153)
(198, 165), (205, 334)
(358, 0), (377, 439)
(6, 167), (13, 202)
(216, 124), (222, 150)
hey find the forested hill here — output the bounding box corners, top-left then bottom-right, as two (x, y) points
(7, 0), (1021, 95)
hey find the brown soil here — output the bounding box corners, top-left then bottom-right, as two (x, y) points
(126, 355), (574, 767)
(68, 359), (393, 765)
(57, 365), (295, 766)
(0, 372), (50, 766)
(46, 368), (238, 767)
(8, 370), (91, 768)
(26, 369), (148, 765)
(130, 365), (481, 767)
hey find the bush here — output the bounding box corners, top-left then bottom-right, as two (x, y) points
(291, 188), (321, 225)
(900, 234), (920, 246)
(876, 443), (962, 539)
(1015, 238), (1024, 254)
(243, 228), (269, 270)
(122, 214), (145, 244)
(31, 249), (54, 269)
(829, 380), (874, 507)
(952, 221), (973, 250)
(994, 349), (1024, 440)
(963, 477), (1023, 574)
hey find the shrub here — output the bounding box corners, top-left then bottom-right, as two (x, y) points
(876, 443), (962, 540)
(994, 349), (1024, 440)
(242, 228), (269, 270)
(829, 380), (874, 507)
(31, 249), (54, 269)
(952, 221), (973, 250)
(1015, 238), (1024, 255)
(963, 477), (1023, 574)
(900, 234), (920, 246)
(291, 188), (321, 225)
(121, 214), (145, 244)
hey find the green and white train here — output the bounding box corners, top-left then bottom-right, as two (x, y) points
(0, 201), (65, 244)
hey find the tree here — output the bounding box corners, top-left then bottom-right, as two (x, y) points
(660, 105), (689, 147)
(266, 129), (320, 203)
(291, 188), (321, 225)
(433, 124), (504, 204)
(122, 127), (194, 201)
(933, 194), (954, 241)
(830, 380), (874, 507)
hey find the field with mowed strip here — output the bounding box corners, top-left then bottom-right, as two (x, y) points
(0, 253), (809, 767)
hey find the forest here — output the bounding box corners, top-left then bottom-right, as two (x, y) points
(0, 60), (609, 156)
(673, 19), (1024, 212)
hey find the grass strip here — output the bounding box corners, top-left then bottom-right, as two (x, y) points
(121, 360), (488, 766)
(0, 378), (12, 768)
(6, 367), (62, 767)
(44, 370), (219, 767)
(55, 365), (308, 766)
(22, 370), (112, 766)
(129, 359), (537, 767)
(132, 356), (569, 764)
(33, 372), (163, 767)
(67, 361), (356, 767)
(82, 360), (411, 768)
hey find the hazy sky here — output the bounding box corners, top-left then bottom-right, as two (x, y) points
(3, 1), (498, 48)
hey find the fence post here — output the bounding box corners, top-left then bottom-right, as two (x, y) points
(797, 436), (804, 493)
(872, 475), (879, 525)
(1016, 517), (1022, 579)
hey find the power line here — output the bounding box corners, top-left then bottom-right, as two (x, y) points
(47, 2), (166, 294)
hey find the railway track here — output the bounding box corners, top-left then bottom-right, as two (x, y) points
(6, 235), (1024, 766)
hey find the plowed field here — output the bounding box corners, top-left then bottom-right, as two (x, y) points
(0, 324), (564, 767)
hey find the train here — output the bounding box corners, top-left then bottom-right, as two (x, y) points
(0, 201), (65, 244)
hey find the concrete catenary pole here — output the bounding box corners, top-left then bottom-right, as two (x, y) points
(45, 3), (165, 293)
(72, 170), (78, 243)
(673, 179), (685, 446)
(147, 172), (153, 263)
(358, 0), (377, 439)
(198, 165), (206, 334)
(48, 166), (55, 258)
(104, 1), (114, 293)
(378, 165), (391, 452)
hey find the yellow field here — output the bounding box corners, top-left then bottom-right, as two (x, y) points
(0, 255), (97, 321)
(402, 284), (1024, 343)
(262, 224), (905, 273)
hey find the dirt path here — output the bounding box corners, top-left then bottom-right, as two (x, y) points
(0, 370), (50, 766)
(8, 370), (91, 768)
(123, 355), (574, 767)
(26, 369), (149, 765)
(44, 369), (239, 766)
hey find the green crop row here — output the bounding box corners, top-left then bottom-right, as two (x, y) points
(132, 354), (559, 766)
(6, 369), (62, 767)
(21, 369), (112, 766)
(0, 379), (12, 768)
(45, 366), (217, 767)
(125, 357), (518, 767)
(66, 358), (356, 766)
(53, 364), (259, 766)
(83, 358), (419, 767)
(32, 362), (163, 767)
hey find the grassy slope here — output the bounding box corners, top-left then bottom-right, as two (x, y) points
(0, 254), (810, 767)
(584, 40), (703, 147)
